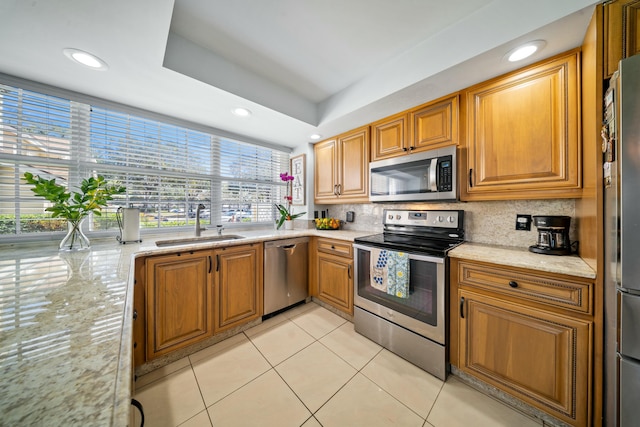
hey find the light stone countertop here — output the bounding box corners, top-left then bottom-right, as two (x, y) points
(449, 242), (596, 279)
(0, 227), (373, 426)
(0, 228), (596, 425)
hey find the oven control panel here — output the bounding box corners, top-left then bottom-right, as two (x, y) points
(383, 209), (462, 229)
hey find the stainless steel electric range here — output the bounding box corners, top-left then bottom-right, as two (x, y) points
(353, 209), (464, 380)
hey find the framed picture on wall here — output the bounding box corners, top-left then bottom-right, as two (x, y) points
(290, 154), (305, 206)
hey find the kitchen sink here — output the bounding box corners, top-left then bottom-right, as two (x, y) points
(155, 235), (245, 247)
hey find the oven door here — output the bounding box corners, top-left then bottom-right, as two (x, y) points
(353, 243), (446, 344)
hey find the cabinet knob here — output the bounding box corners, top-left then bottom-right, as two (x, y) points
(508, 280), (518, 288)
(133, 309), (138, 320)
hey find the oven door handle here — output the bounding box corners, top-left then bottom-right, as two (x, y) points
(353, 243), (445, 264)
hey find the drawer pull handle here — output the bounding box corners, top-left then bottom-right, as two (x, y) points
(508, 280), (518, 288)
(460, 296), (465, 319)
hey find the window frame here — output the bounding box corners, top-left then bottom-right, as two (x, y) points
(0, 74), (292, 243)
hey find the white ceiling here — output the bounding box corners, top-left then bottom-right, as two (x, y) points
(0, 0), (598, 151)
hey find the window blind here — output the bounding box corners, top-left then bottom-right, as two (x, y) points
(0, 82), (290, 238)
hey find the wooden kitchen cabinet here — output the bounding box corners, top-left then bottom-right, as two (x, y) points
(604, 0), (640, 78)
(133, 257), (146, 367)
(460, 49), (581, 201)
(313, 237), (353, 315)
(371, 95), (458, 161)
(145, 250), (213, 360)
(314, 126), (369, 204)
(213, 243), (263, 333)
(451, 258), (593, 427)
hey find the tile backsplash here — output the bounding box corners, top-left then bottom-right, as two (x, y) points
(316, 199), (576, 250)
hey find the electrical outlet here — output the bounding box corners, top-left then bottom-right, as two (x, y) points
(516, 214), (532, 231)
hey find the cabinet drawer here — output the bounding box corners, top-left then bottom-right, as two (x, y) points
(457, 261), (592, 314)
(316, 238), (353, 257)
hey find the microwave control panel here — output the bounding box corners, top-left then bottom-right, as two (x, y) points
(437, 156), (453, 192)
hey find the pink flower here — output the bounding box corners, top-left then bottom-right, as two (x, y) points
(280, 172), (294, 182)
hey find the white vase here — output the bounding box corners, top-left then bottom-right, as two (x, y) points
(284, 220), (294, 230)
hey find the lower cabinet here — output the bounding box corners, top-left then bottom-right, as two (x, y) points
(213, 243), (263, 333)
(140, 243), (263, 363)
(452, 258), (593, 427)
(313, 238), (353, 315)
(145, 250), (213, 360)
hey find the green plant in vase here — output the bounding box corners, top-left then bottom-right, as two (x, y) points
(23, 172), (126, 250)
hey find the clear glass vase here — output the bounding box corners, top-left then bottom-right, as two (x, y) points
(59, 218), (90, 251)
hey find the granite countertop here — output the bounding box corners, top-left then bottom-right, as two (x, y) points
(0, 229), (596, 425)
(0, 227), (372, 426)
(449, 242), (596, 279)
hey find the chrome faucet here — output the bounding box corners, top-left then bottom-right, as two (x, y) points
(216, 225), (224, 236)
(195, 204), (206, 237)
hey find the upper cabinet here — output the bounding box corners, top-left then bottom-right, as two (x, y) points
(314, 126), (370, 204)
(371, 95), (458, 161)
(460, 49), (582, 201)
(604, 0), (640, 78)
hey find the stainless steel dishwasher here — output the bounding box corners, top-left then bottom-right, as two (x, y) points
(264, 237), (309, 315)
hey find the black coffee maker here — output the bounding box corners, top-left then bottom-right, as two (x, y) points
(529, 215), (573, 255)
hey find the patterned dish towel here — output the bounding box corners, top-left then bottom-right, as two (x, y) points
(370, 248), (388, 292)
(386, 250), (410, 298)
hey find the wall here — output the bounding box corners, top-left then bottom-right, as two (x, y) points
(316, 199), (576, 250)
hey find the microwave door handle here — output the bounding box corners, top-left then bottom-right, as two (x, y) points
(429, 158), (438, 192)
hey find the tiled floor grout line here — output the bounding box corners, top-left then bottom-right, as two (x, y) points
(185, 354), (215, 427)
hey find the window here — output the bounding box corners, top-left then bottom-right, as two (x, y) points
(0, 81), (290, 239)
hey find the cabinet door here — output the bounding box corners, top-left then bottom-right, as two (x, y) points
(371, 112), (408, 161)
(317, 253), (353, 315)
(605, 0), (640, 78)
(459, 290), (591, 427)
(410, 95), (458, 152)
(314, 139), (338, 202)
(461, 50), (581, 201)
(214, 244), (263, 333)
(337, 126), (370, 201)
(146, 251), (213, 360)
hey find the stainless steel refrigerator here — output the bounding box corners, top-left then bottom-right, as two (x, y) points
(604, 53), (640, 427)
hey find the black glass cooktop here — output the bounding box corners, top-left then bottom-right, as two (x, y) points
(354, 232), (463, 257)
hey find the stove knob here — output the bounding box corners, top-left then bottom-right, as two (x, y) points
(396, 215), (401, 220)
(388, 214), (393, 220)
(436, 215), (444, 222)
(447, 216), (456, 223)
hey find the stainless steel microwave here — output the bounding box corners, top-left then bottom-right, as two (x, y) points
(369, 146), (457, 202)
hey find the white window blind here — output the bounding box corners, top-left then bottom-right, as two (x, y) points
(0, 82), (290, 238)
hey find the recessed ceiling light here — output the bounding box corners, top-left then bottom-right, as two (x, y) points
(310, 134), (322, 140)
(63, 48), (108, 70)
(505, 40), (546, 62)
(232, 107), (251, 117)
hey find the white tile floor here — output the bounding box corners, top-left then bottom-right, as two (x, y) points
(133, 302), (542, 427)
